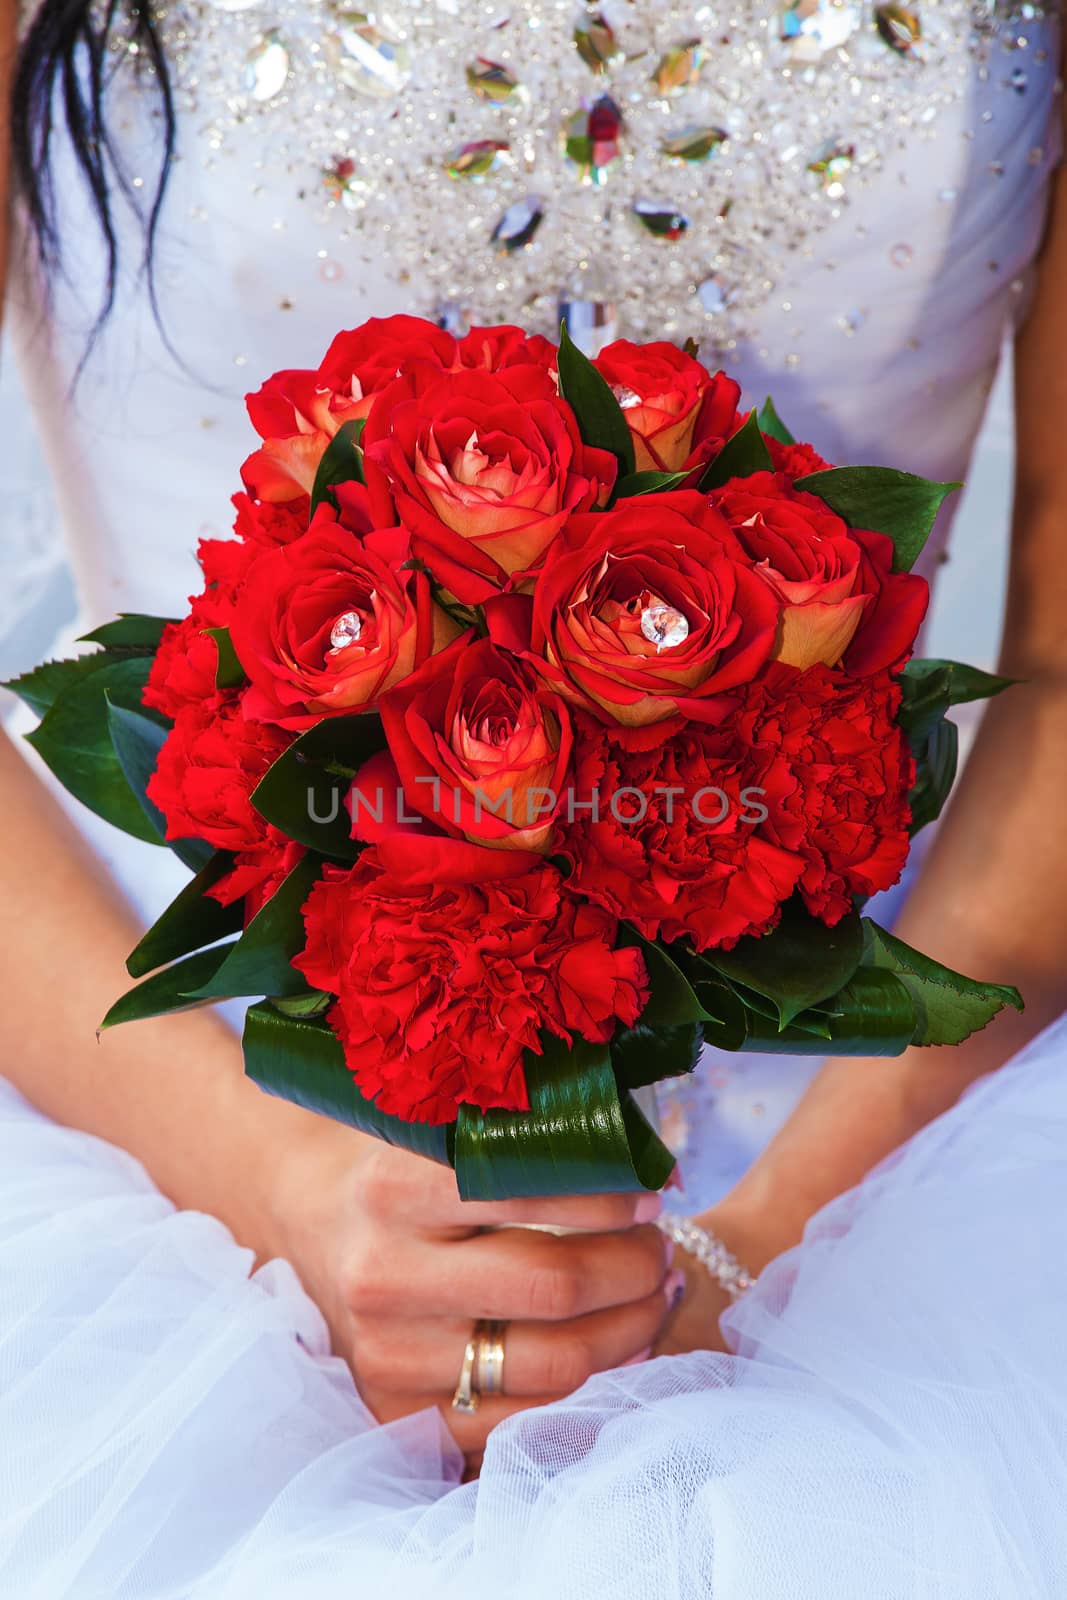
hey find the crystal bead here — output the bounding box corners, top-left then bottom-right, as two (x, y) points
(490, 195), (544, 252)
(558, 294), (618, 356)
(329, 611), (364, 651)
(244, 32), (289, 103)
(322, 156), (363, 209)
(633, 201), (690, 240)
(807, 137), (855, 195)
(466, 57), (521, 102)
(651, 40), (706, 95)
(436, 301), (471, 336)
(445, 139), (510, 179)
(326, 12), (412, 98)
(641, 604), (690, 652)
(875, 3), (924, 56)
(697, 278), (730, 316)
(564, 95), (624, 183)
(780, 0), (859, 60)
(660, 125), (728, 163)
(205, 0), (258, 11)
(573, 8), (623, 73)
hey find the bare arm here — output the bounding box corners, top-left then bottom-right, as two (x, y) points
(687, 120), (1067, 1299)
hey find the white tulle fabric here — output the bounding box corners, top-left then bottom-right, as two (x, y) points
(3, 1011), (1066, 1598)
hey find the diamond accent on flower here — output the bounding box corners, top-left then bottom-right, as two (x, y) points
(329, 611), (364, 651)
(641, 604), (690, 653)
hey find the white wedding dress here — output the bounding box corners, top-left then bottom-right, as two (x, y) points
(3, 1), (1067, 1593)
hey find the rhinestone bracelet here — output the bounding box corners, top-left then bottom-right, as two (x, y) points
(655, 1214), (756, 1301)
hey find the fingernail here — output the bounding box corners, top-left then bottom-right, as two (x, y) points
(621, 1345), (653, 1368)
(666, 1164), (686, 1194)
(634, 1192), (664, 1223)
(664, 1268), (686, 1311)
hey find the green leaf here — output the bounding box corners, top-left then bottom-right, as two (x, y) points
(613, 469), (688, 499)
(126, 851), (243, 978)
(757, 395), (796, 446)
(106, 699), (212, 872)
(622, 931), (714, 1027)
(270, 989), (333, 1019)
(2, 652), (116, 719)
(26, 659), (162, 845)
(794, 466), (960, 573)
(203, 626), (247, 690)
(611, 1021), (704, 1091)
(182, 853), (321, 1001)
(100, 945), (236, 1029)
(698, 410), (774, 491)
(78, 614), (173, 651)
(864, 921), (1023, 1046)
(556, 323), (636, 476)
(309, 418), (367, 518)
(702, 898), (865, 1028)
(453, 1035), (675, 1200)
(243, 1002), (453, 1165)
(908, 716), (958, 834)
(900, 657), (1017, 744)
(251, 714), (387, 859)
(732, 967), (916, 1056)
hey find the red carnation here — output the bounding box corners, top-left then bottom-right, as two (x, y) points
(146, 697), (301, 911)
(143, 536), (258, 721)
(294, 835), (648, 1124)
(764, 436), (832, 479)
(736, 664), (914, 924)
(562, 716), (804, 952)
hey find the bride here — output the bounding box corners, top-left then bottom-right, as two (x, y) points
(2, 0), (1066, 1592)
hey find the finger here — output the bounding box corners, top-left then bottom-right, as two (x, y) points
(352, 1284), (673, 1399)
(358, 1144), (668, 1235)
(398, 1223), (673, 1322)
(362, 1388), (556, 1456)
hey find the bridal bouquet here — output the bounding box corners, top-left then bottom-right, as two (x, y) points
(7, 316), (1021, 1197)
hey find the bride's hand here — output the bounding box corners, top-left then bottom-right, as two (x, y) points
(273, 1124), (681, 1456)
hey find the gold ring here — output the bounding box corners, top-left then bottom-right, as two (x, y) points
(451, 1319), (508, 1413)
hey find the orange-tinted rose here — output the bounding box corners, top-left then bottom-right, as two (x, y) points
(594, 340), (741, 473)
(531, 490), (780, 744)
(230, 516), (460, 728)
(363, 364), (618, 604)
(711, 472), (928, 674)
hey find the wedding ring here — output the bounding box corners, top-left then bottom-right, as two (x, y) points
(451, 1319), (508, 1412)
(474, 1320), (506, 1398)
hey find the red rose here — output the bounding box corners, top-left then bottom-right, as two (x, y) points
(562, 717), (803, 952)
(146, 697), (301, 909)
(711, 472), (928, 674)
(455, 324), (558, 372)
(736, 664), (913, 923)
(356, 634), (573, 852)
(594, 340), (741, 474)
(363, 363), (618, 604)
(294, 836), (648, 1124)
(531, 490), (780, 744)
(230, 516), (461, 729)
(242, 315), (459, 502)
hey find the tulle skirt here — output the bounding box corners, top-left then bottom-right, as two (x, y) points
(3, 1011), (1067, 1599)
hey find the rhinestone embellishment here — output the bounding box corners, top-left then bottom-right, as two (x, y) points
(641, 604), (690, 652)
(329, 611), (364, 651)
(128, 0), (1057, 355)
